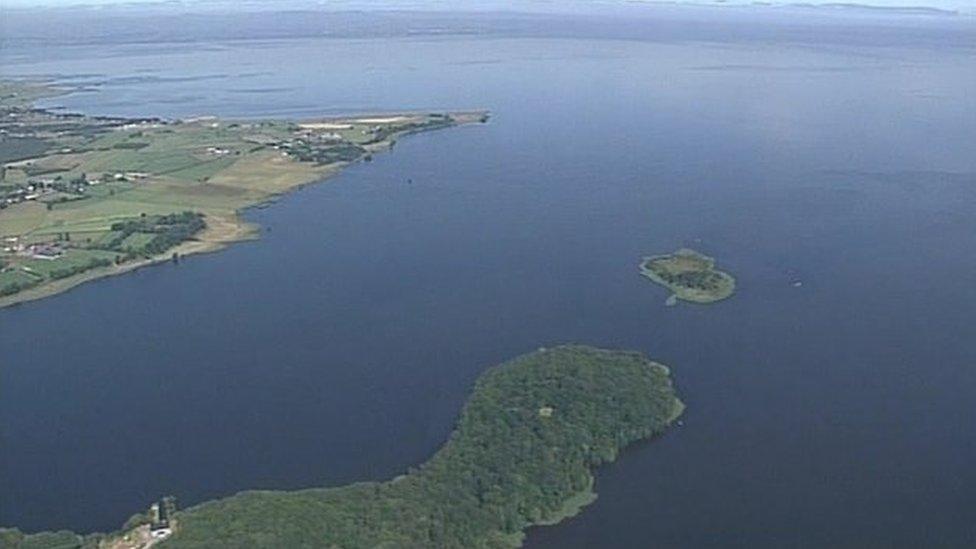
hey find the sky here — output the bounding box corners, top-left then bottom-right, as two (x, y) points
(0, 0), (972, 11)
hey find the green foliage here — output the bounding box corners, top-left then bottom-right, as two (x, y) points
(283, 141), (366, 165)
(110, 141), (150, 150)
(47, 256), (112, 280)
(653, 268), (726, 291)
(0, 528), (23, 547)
(104, 211), (206, 258)
(0, 269), (42, 297)
(640, 248), (735, 303)
(120, 510), (152, 531)
(16, 249), (116, 280)
(168, 345), (682, 548)
(0, 137), (51, 163)
(0, 528), (85, 549)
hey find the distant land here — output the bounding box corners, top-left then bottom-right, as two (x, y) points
(0, 80), (487, 309)
(0, 345), (685, 548)
(0, 2), (967, 56)
(0, 0), (969, 15)
(640, 248), (736, 304)
(783, 2), (959, 15)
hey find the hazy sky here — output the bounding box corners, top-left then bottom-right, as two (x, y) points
(1, 0), (972, 10)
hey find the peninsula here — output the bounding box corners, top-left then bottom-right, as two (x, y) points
(0, 345), (684, 548)
(0, 80), (487, 308)
(640, 247), (736, 304)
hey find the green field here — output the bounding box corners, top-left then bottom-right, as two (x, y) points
(0, 248), (119, 296)
(0, 137), (51, 164)
(19, 249), (117, 278)
(0, 269), (39, 284)
(117, 232), (156, 251)
(0, 79), (486, 306)
(0, 269), (42, 295)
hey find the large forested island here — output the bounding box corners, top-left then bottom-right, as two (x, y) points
(0, 80), (486, 308)
(640, 248), (736, 304)
(0, 345), (684, 548)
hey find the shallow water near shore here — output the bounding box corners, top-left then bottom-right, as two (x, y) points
(2, 10), (975, 547)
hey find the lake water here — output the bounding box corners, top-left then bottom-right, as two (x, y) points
(1, 8), (975, 547)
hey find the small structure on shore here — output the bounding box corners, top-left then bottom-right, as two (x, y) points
(28, 243), (63, 260)
(149, 496), (177, 539)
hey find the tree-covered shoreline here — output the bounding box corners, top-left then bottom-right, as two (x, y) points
(640, 248), (736, 304)
(1, 345), (683, 549)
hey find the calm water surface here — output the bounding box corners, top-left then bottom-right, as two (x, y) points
(1, 12), (975, 547)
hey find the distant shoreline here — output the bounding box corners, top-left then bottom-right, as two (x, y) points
(0, 80), (488, 310)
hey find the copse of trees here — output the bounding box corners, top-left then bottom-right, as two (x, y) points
(0, 278), (39, 297)
(639, 250), (736, 303)
(167, 345), (683, 548)
(48, 257), (112, 280)
(0, 528), (88, 549)
(283, 140), (366, 165)
(105, 211), (206, 258)
(654, 268), (723, 291)
(0, 212), (206, 300)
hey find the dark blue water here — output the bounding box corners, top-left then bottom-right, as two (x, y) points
(2, 9), (975, 547)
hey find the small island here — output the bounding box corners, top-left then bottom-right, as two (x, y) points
(0, 345), (684, 548)
(640, 247), (736, 304)
(0, 80), (487, 308)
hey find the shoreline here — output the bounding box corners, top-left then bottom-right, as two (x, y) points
(0, 212), (256, 310)
(526, 384), (685, 538)
(0, 111), (487, 311)
(2, 346), (685, 547)
(638, 249), (736, 304)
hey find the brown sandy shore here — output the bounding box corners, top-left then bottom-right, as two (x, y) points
(0, 112), (486, 310)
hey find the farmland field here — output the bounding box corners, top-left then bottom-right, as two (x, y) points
(0, 80), (486, 306)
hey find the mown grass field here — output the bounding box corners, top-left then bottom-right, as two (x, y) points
(18, 249), (118, 278)
(1, 120), (325, 243)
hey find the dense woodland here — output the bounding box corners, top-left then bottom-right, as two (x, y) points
(168, 345), (681, 548)
(0, 345), (682, 549)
